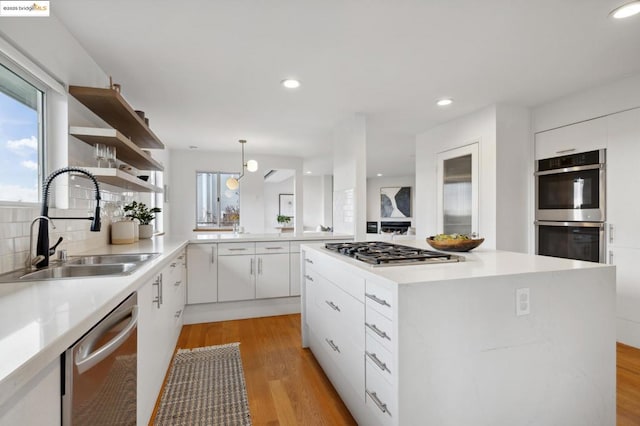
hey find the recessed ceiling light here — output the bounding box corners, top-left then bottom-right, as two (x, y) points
(610, 1), (640, 18)
(281, 79), (301, 89)
(376, 173), (383, 177)
(305, 171), (312, 174)
(436, 98), (453, 107)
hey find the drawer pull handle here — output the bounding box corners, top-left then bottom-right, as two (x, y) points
(174, 280), (182, 287)
(305, 258), (314, 264)
(366, 351), (391, 373)
(555, 148), (576, 154)
(325, 338), (340, 353)
(365, 293), (391, 307)
(366, 390), (391, 416)
(265, 246), (284, 250)
(178, 255), (185, 260)
(170, 262), (177, 268)
(229, 248), (248, 251)
(174, 309), (182, 318)
(325, 300), (341, 312)
(304, 274), (314, 281)
(366, 322), (391, 341)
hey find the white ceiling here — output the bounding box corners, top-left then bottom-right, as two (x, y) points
(52, 0), (640, 177)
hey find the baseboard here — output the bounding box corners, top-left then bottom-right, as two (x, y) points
(183, 297), (301, 324)
(617, 317), (640, 349)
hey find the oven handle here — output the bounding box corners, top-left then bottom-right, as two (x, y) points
(534, 163), (603, 176)
(75, 305), (138, 374)
(535, 221), (605, 228)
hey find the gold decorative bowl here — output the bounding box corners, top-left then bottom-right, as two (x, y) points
(426, 237), (485, 252)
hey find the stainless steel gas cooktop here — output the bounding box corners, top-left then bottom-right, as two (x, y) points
(324, 241), (464, 266)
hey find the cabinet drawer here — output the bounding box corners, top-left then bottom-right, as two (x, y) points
(366, 333), (394, 383)
(534, 117), (606, 160)
(365, 278), (394, 320)
(314, 276), (364, 348)
(365, 362), (396, 425)
(365, 305), (394, 353)
(256, 241), (289, 254)
(304, 249), (365, 301)
(218, 242), (255, 255)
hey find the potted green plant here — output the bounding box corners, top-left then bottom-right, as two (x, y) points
(277, 215), (292, 225)
(123, 201), (161, 239)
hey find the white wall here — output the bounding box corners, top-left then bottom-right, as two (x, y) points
(302, 174), (333, 231)
(264, 176), (294, 231)
(169, 149), (303, 237)
(366, 175), (415, 227)
(333, 114), (366, 239)
(416, 104), (530, 252)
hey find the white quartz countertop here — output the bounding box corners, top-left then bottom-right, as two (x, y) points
(0, 236), (187, 408)
(301, 239), (614, 285)
(0, 232), (352, 407)
(188, 231), (352, 243)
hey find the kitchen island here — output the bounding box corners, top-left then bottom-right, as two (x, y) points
(301, 241), (616, 426)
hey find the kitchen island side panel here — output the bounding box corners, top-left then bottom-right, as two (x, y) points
(396, 267), (616, 426)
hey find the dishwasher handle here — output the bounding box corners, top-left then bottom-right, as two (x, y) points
(75, 305), (138, 374)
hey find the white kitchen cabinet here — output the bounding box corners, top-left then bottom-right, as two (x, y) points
(256, 242), (290, 299)
(218, 253), (256, 301)
(606, 107), (640, 250)
(187, 243), (218, 304)
(535, 117), (606, 160)
(0, 359), (60, 426)
(138, 251), (186, 425)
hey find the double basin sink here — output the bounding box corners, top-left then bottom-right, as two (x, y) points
(0, 253), (160, 283)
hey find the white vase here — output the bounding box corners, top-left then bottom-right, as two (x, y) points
(139, 224), (154, 239)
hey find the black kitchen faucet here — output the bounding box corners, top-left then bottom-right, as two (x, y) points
(35, 167), (102, 268)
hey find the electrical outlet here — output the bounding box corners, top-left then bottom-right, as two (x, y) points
(516, 288), (530, 316)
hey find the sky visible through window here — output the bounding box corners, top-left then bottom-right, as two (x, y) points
(0, 91), (39, 202)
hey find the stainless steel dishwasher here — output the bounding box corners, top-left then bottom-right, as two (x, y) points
(62, 292), (138, 425)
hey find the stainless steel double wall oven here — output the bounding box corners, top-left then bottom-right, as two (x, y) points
(535, 149), (606, 263)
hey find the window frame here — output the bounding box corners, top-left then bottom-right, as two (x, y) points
(0, 53), (48, 206)
(195, 170), (240, 230)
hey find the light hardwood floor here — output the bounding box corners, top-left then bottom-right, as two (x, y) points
(152, 314), (640, 425)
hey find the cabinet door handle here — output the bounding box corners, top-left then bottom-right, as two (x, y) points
(609, 250), (614, 264)
(152, 276), (161, 308)
(609, 224), (614, 244)
(305, 258), (314, 264)
(365, 293), (391, 307)
(170, 262), (177, 268)
(258, 257), (263, 275)
(265, 246), (284, 250)
(325, 338), (340, 353)
(304, 274), (314, 282)
(174, 309), (182, 319)
(250, 258), (254, 275)
(555, 148), (576, 154)
(210, 246), (215, 264)
(366, 322), (391, 340)
(365, 390), (391, 416)
(366, 351), (391, 373)
(174, 280), (182, 287)
(325, 300), (341, 312)
(229, 248), (247, 251)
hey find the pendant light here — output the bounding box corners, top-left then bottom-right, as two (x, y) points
(226, 139), (258, 190)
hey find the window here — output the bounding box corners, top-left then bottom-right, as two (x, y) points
(196, 171), (240, 229)
(0, 63), (44, 203)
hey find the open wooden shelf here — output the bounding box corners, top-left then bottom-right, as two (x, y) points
(69, 85), (165, 149)
(79, 168), (163, 193)
(70, 127), (164, 171)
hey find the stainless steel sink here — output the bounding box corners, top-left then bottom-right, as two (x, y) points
(0, 252), (160, 283)
(67, 253), (160, 265)
(19, 263), (137, 280)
